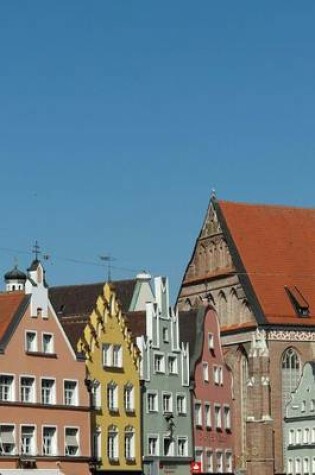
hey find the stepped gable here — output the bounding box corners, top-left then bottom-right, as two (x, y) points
(216, 200), (315, 325)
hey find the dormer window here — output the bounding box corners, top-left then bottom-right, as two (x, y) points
(285, 286), (310, 317)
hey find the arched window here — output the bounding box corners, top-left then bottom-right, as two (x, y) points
(282, 348), (301, 409)
(108, 425), (118, 461)
(228, 289), (239, 323)
(124, 425), (135, 461)
(218, 292), (227, 326)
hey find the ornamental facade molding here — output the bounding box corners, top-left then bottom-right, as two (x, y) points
(267, 329), (315, 342)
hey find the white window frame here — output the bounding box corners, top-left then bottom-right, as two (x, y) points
(42, 333), (54, 354)
(202, 362), (209, 382)
(107, 382), (118, 412)
(163, 327), (169, 343)
(205, 402), (212, 429)
(0, 374), (15, 402)
(64, 380), (78, 406)
(216, 450), (223, 473)
(124, 426), (135, 461)
(208, 332), (214, 350)
(0, 424), (16, 455)
(206, 449), (214, 472)
(168, 355), (178, 375)
(107, 426), (119, 461)
(103, 344), (112, 367)
(42, 425), (57, 456)
(41, 378), (56, 405)
(147, 391), (158, 413)
(65, 426), (80, 456)
(20, 425), (36, 456)
(214, 404), (222, 430)
(154, 353), (165, 374)
(225, 450), (233, 473)
(148, 434), (159, 456)
(124, 383), (135, 413)
(177, 436), (188, 456)
(163, 436), (175, 457)
(194, 401), (202, 427)
(25, 331), (37, 353)
(20, 375), (35, 403)
(163, 392), (173, 413)
(113, 345), (123, 368)
(224, 405), (231, 431)
(176, 394), (186, 415)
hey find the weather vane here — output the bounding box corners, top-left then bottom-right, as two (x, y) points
(32, 241), (41, 260)
(99, 254), (117, 282)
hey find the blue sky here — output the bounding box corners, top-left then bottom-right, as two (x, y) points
(0, 2), (315, 302)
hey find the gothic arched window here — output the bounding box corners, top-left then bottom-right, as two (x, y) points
(282, 348), (301, 409)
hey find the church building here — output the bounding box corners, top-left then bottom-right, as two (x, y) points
(177, 197), (315, 474)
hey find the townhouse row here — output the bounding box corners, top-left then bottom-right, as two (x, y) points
(0, 259), (234, 475)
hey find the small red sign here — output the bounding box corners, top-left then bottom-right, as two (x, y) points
(190, 461), (202, 473)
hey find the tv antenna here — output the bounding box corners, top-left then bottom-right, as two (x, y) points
(99, 254), (117, 282)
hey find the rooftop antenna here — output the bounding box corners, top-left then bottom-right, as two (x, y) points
(32, 241), (40, 261)
(99, 255), (117, 282)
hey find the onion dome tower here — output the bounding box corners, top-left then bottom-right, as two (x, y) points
(4, 265), (27, 292)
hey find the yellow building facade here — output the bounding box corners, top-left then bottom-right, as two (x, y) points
(78, 283), (142, 473)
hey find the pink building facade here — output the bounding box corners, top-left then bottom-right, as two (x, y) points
(0, 260), (91, 475)
(180, 306), (234, 473)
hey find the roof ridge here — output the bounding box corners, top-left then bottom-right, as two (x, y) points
(218, 199), (315, 211)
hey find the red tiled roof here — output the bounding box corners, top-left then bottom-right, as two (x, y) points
(0, 291), (25, 339)
(218, 200), (315, 325)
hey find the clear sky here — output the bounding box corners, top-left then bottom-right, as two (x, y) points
(0, 2), (315, 302)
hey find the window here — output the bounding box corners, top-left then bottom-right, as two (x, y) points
(304, 457), (310, 475)
(295, 457), (301, 475)
(311, 428), (315, 444)
(64, 381), (78, 406)
(215, 405), (222, 430)
(163, 437), (174, 456)
(287, 458), (293, 475)
(312, 457), (315, 475)
(195, 402), (202, 427)
(0, 425), (15, 455)
(202, 362), (209, 382)
(20, 377), (35, 403)
(108, 426), (118, 461)
(177, 437), (187, 457)
(296, 429), (302, 444)
(0, 375), (14, 401)
(302, 400), (306, 412)
(93, 427), (101, 460)
(206, 450), (214, 472)
(103, 344), (112, 367)
(205, 403), (211, 429)
(147, 392), (158, 412)
(65, 428), (79, 456)
(168, 356), (178, 374)
(311, 399), (315, 412)
(154, 353), (165, 373)
(26, 331), (37, 352)
(226, 451), (233, 473)
(91, 381), (101, 409)
(304, 428), (310, 444)
(113, 345), (123, 368)
(107, 382), (118, 412)
(148, 435), (158, 456)
(163, 393), (173, 413)
(21, 426), (36, 455)
(124, 384), (134, 413)
(163, 327), (169, 343)
(216, 451), (223, 473)
(289, 429), (295, 445)
(213, 366), (220, 385)
(282, 348), (301, 410)
(124, 426), (135, 461)
(195, 449), (203, 470)
(176, 394), (186, 415)
(208, 333), (214, 350)
(43, 334), (54, 354)
(43, 427), (57, 455)
(224, 405), (231, 431)
(41, 379), (55, 405)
